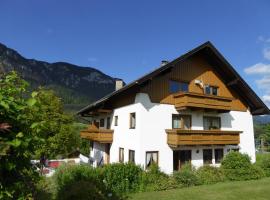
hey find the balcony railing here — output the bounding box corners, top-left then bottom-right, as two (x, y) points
(173, 92), (233, 112)
(80, 124), (113, 143)
(166, 129), (241, 147)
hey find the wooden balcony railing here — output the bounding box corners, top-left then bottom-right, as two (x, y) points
(174, 92), (233, 112)
(166, 129), (241, 147)
(80, 124), (113, 143)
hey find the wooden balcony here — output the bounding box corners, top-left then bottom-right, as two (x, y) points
(174, 92), (233, 112)
(80, 124), (113, 143)
(166, 129), (241, 147)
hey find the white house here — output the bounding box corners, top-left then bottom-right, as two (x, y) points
(78, 42), (269, 174)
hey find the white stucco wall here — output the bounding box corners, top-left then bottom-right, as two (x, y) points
(91, 93), (256, 173)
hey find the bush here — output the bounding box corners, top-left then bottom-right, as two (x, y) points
(140, 164), (177, 191)
(221, 151), (264, 181)
(196, 165), (225, 184)
(173, 164), (200, 187)
(256, 153), (270, 177)
(102, 162), (143, 194)
(54, 164), (119, 200)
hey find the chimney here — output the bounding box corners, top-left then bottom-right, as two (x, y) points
(161, 60), (169, 66)
(115, 79), (124, 91)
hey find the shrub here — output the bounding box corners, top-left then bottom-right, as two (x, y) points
(173, 164), (200, 187)
(102, 162), (143, 194)
(140, 164), (177, 191)
(221, 151), (264, 181)
(256, 153), (270, 177)
(196, 165), (225, 184)
(53, 164), (119, 200)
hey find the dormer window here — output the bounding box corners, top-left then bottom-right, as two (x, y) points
(169, 80), (189, 93)
(204, 85), (218, 96)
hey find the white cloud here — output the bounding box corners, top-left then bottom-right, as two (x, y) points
(244, 63), (270, 74)
(262, 95), (270, 107)
(256, 76), (270, 89)
(257, 36), (270, 43)
(263, 48), (270, 60)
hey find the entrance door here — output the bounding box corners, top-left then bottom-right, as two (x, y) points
(179, 150), (191, 169)
(104, 143), (110, 164)
(173, 150), (192, 171)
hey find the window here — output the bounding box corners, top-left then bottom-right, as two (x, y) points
(119, 148), (124, 163)
(204, 85), (218, 96)
(203, 116), (221, 130)
(100, 118), (105, 127)
(129, 150), (135, 163)
(106, 117), (110, 129)
(130, 113), (136, 129)
(114, 116), (118, 126)
(172, 114), (191, 129)
(169, 80), (189, 93)
(203, 149), (213, 164)
(145, 151), (158, 168)
(215, 149), (224, 164)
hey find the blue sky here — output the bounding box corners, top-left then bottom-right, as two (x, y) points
(1, 0), (270, 105)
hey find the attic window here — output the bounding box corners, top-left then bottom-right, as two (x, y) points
(169, 80), (189, 93)
(204, 85), (218, 96)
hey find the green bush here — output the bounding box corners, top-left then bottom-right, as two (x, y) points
(196, 165), (225, 184)
(256, 153), (270, 177)
(173, 164), (200, 187)
(102, 162), (143, 194)
(53, 164), (119, 200)
(140, 164), (178, 191)
(221, 151), (264, 181)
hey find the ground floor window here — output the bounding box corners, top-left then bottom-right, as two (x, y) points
(119, 148), (124, 163)
(214, 148), (224, 164)
(129, 150), (135, 163)
(203, 149), (213, 164)
(146, 151), (158, 168)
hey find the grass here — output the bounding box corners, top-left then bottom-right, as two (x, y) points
(131, 177), (270, 200)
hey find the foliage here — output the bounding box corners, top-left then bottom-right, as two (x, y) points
(139, 164), (177, 191)
(0, 71), (41, 199)
(196, 165), (225, 184)
(221, 151), (264, 181)
(255, 153), (270, 177)
(173, 164), (200, 187)
(53, 164), (120, 200)
(102, 162), (143, 194)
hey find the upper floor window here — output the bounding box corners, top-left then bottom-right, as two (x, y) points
(204, 85), (218, 96)
(169, 80), (189, 94)
(106, 117), (111, 129)
(100, 118), (105, 127)
(114, 116), (118, 126)
(203, 116), (221, 130)
(172, 114), (191, 129)
(130, 113), (136, 129)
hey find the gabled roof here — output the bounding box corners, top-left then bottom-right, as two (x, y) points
(77, 41), (270, 116)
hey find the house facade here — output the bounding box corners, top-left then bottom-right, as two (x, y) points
(78, 42), (269, 174)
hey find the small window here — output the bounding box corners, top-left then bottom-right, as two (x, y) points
(129, 150), (135, 163)
(169, 80), (189, 94)
(215, 149), (224, 164)
(145, 151), (158, 168)
(106, 117), (110, 129)
(172, 114), (191, 129)
(130, 113), (136, 129)
(114, 116), (118, 126)
(203, 149), (212, 164)
(203, 116), (221, 130)
(100, 118), (105, 127)
(204, 85), (218, 96)
(119, 148), (124, 163)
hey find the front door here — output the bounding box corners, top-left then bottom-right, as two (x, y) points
(179, 150), (191, 169)
(173, 150), (192, 171)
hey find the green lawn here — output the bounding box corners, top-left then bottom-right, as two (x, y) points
(131, 177), (270, 200)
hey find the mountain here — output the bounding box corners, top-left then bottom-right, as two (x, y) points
(0, 43), (119, 111)
(254, 115), (270, 125)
